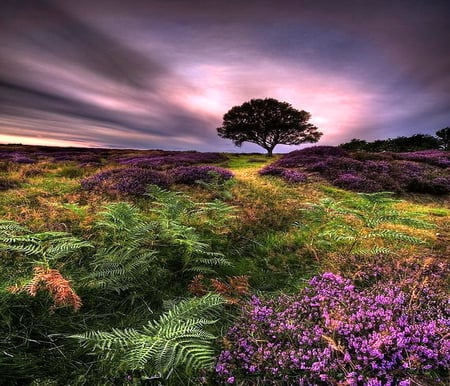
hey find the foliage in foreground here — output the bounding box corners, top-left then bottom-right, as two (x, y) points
(73, 294), (225, 382)
(295, 192), (433, 261)
(0, 146), (448, 385)
(215, 270), (449, 385)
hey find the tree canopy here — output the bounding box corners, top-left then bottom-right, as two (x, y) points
(340, 133), (443, 153)
(217, 98), (322, 156)
(436, 127), (450, 150)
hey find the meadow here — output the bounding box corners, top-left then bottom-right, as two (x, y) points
(0, 144), (449, 385)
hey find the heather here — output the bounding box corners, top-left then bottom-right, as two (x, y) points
(263, 146), (450, 194)
(259, 166), (307, 183)
(216, 270), (449, 385)
(118, 151), (227, 169)
(0, 144), (448, 385)
(81, 167), (170, 196)
(172, 165), (234, 184)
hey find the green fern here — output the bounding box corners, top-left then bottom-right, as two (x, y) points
(145, 186), (232, 274)
(86, 202), (160, 293)
(295, 192), (434, 258)
(72, 294), (224, 379)
(0, 220), (91, 267)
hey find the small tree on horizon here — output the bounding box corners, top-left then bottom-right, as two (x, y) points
(217, 98), (322, 156)
(436, 127), (450, 150)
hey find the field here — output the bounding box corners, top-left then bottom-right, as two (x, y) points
(0, 144), (449, 385)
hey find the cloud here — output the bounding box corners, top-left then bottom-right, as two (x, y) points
(0, 0), (449, 151)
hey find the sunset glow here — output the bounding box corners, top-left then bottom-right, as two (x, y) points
(1, 0), (449, 151)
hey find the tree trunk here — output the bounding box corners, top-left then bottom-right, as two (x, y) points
(266, 148), (273, 157)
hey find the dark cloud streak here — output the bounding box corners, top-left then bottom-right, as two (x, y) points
(0, 0), (449, 150)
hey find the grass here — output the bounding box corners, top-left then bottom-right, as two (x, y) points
(0, 147), (448, 384)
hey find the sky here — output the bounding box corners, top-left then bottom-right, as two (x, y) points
(1, 0), (449, 153)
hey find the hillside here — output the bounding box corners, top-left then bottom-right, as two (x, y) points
(0, 145), (448, 385)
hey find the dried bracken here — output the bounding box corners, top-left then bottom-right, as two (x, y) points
(9, 266), (82, 311)
(189, 275), (250, 304)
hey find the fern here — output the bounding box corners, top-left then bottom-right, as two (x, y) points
(295, 192), (434, 259)
(0, 220), (91, 266)
(145, 186), (232, 274)
(72, 294), (224, 379)
(86, 203), (160, 293)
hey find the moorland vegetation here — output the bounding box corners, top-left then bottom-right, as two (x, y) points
(0, 143), (448, 385)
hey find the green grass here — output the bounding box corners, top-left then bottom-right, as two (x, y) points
(0, 150), (449, 384)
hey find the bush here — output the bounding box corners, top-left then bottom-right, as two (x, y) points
(0, 177), (20, 191)
(119, 152), (227, 169)
(81, 167), (169, 196)
(11, 153), (36, 164)
(333, 173), (382, 193)
(407, 177), (450, 195)
(265, 146), (450, 195)
(275, 146), (349, 168)
(259, 166), (307, 183)
(172, 165), (234, 185)
(57, 166), (86, 179)
(215, 272), (449, 385)
(393, 150), (450, 168)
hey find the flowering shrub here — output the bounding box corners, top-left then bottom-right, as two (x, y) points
(265, 147), (450, 194)
(393, 150), (450, 168)
(13, 154), (36, 164)
(407, 177), (450, 195)
(260, 166), (307, 183)
(215, 272), (449, 385)
(81, 167), (169, 196)
(119, 152), (227, 169)
(333, 173), (382, 193)
(172, 165), (234, 185)
(275, 146), (349, 168)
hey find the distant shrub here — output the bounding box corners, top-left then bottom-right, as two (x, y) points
(394, 150), (450, 168)
(81, 167), (169, 196)
(333, 173), (382, 192)
(172, 165), (234, 185)
(266, 146), (450, 195)
(0, 161), (11, 172)
(21, 166), (45, 178)
(363, 160), (392, 174)
(57, 166), (86, 179)
(11, 153), (35, 164)
(259, 166), (307, 183)
(407, 176), (450, 195)
(0, 177), (20, 191)
(215, 272), (449, 385)
(275, 146), (348, 168)
(119, 152), (227, 169)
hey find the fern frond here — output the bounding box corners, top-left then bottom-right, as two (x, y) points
(353, 247), (393, 256)
(0, 220), (30, 233)
(372, 229), (425, 244)
(72, 294), (224, 377)
(0, 222), (91, 264)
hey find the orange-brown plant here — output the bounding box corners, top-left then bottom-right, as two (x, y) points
(9, 266), (82, 311)
(188, 274), (250, 304)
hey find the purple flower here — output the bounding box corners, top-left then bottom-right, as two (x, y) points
(81, 167), (169, 196)
(215, 270), (449, 384)
(172, 165), (233, 185)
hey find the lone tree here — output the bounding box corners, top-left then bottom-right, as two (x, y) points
(217, 98), (322, 156)
(436, 127), (450, 150)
